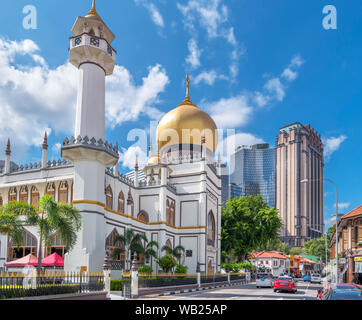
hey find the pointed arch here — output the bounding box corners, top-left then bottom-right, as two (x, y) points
(105, 185), (113, 210)
(45, 182), (56, 200)
(31, 186), (40, 208)
(166, 200), (170, 225)
(58, 181), (69, 203)
(170, 202), (175, 226)
(8, 187), (17, 202)
(45, 233), (66, 258)
(7, 229), (37, 261)
(0, 194), (3, 207)
(137, 211), (149, 223)
(19, 186), (28, 203)
(118, 191), (125, 213)
(207, 210), (215, 247)
(165, 239), (172, 249)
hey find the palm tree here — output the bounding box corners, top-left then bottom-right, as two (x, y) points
(110, 228), (148, 271)
(161, 244), (186, 265)
(142, 240), (159, 263)
(0, 201), (32, 247)
(3, 194), (82, 276)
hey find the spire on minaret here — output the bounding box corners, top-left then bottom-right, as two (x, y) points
(135, 154), (139, 171)
(182, 74), (193, 105)
(85, 0), (101, 20)
(148, 138), (153, 157)
(5, 138), (11, 156)
(42, 132), (48, 150)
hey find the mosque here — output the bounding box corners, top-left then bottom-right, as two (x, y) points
(0, 1), (222, 274)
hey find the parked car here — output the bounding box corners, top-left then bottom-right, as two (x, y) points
(273, 276), (297, 293)
(303, 275), (311, 282)
(317, 283), (362, 300)
(311, 274), (321, 284)
(256, 273), (274, 288)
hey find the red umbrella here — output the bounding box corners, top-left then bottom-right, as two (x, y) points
(4, 254), (38, 267)
(41, 252), (64, 267)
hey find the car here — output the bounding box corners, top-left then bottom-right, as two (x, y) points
(317, 283), (362, 300)
(273, 276), (297, 293)
(322, 289), (362, 300)
(303, 275), (311, 282)
(311, 274), (321, 284)
(256, 273), (274, 288)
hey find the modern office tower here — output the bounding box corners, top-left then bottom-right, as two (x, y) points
(230, 143), (276, 208)
(220, 164), (229, 206)
(276, 122), (324, 247)
(330, 213), (344, 227)
(229, 183), (243, 199)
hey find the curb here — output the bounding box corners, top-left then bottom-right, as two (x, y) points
(158, 281), (247, 296)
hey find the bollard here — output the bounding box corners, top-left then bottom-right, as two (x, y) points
(196, 262), (201, 288)
(131, 259), (139, 299)
(103, 255), (112, 299)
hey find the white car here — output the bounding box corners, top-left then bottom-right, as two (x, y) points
(311, 274), (321, 284)
(256, 274), (274, 288)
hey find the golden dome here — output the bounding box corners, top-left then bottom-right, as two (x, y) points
(147, 153), (162, 165)
(156, 76), (218, 153)
(85, 0), (101, 20)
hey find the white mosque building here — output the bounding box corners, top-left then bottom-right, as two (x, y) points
(0, 2), (222, 274)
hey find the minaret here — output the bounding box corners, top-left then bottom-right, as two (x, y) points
(62, 1), (118, 273)
(42, 132), (48, 169)
(134, 154), (139, 187)
(69, 0), (116, 141)
(4, 139), (11, 174)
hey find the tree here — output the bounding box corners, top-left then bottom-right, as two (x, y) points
(161, 244), (185, 265)
(289, 247), (305, 256)
(110, 228), (147, 271)
(156, 254), (177, 273)
(254, 238), (290, 255)
(304, 237), (328, 262)
(221, 195), (282, 262)
(142, 240), (159, 263)
(0, 201), (34, 246)
(2, 195), (82, 276)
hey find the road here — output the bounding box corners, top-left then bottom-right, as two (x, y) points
(138, 280), (323, 300)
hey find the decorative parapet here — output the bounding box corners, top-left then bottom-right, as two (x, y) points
(139, 180), (160, 187)
(164, 153), (202, 164)
(10, 159), (72, 173)
(62, 136), (119, 159)
(106, 167), (135, 186)
(166, 182), (177, 194)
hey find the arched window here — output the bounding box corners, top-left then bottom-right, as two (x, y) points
(7, 230), (37, 261)
(166, 239), (172, 249)
(31, 186), (40, 208)
(45, 233), (66, 258)
(71, 182), (73, 203)
(118, 192), (125, 213)
(19, 186), (28, 203)
(137, 211), (149, 223)
(170, 202), (175, 226)
(166, 200), (170, 225)
(106, 185), (113, 210)
(0, 194), (3, 207)
(106, 229), (125, 269)
(46, 183), (56, 199)
(58, 181), (68, 203)
(207, 211), (215, 247)
(8, 187), (17, 202)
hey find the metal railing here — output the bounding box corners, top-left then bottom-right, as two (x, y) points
(0, 271), (104, 299)
(138, 273), (198, 288)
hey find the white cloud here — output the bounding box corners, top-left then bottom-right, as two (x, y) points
(203, 96), (253, 129)
(264, 78), (285, 102)
(334, 202), (350, 210)
(106, 64), (169, 127)
(134, 0), (164, 28)
(186, 38), (202, 69)
(323, 135), (347, 159)
(119, 145), (148, 170)
(193, 70), (218, 85)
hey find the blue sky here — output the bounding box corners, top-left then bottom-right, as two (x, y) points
(0, 0), (360, 229)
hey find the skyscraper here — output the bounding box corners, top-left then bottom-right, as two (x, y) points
(276, 122), (324, 247)
(230, 143), (276, 208)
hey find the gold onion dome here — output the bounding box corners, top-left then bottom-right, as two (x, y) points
(147, 153), (162, 165)
(156, 75), (218, 153)
(85, 0), (101, 20)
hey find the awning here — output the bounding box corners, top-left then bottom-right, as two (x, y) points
(41, 253), (64, 267)
(355, 261), (362, 273)
(4, 254), (38, 267)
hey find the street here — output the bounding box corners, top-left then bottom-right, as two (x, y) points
(137, 281), (323, 300)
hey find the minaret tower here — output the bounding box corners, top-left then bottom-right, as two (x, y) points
(62, 1), (118, 272)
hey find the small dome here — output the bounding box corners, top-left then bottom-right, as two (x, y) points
(85, 0), (102, 20)
(147, 153), (162, 165)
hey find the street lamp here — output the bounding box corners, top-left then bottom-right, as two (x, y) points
(301, 178), (338, 283)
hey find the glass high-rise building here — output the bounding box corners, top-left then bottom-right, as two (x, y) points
(230, 144), (276, 208)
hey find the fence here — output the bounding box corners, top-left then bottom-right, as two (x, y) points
(138, 273), (198, 288)
(0, 271), (104, 299)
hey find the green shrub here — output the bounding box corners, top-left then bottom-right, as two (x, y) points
(138, 264), (153, 274)
(110, 279), (130, 291)
(156, 254), (177, 273)
(175, 264), (188, 274)
(221, 262), (253, 273)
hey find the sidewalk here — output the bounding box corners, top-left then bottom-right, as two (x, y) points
(109, 291), (125, 300)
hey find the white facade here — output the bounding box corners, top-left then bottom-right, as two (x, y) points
(252, 254), (289, 277)
(0, 3), (221, 275)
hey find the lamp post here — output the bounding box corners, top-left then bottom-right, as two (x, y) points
(300, 178), (338, 283)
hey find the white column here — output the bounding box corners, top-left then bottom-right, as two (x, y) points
(74, 63), (106, 141)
